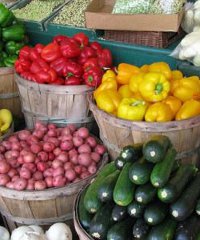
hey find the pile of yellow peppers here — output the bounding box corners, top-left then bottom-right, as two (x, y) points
(94, 62), (200, 122)
(0, 109), (13, 135)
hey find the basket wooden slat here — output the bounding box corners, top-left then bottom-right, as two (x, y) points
(0, 67), (22, 118)
(88, 95), (200, 165)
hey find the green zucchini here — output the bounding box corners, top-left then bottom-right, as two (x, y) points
(132, 218), (149, 239)
(158, 164), (197, 203)
(129, 160), (153, 185)
(120, 143), (143, 162)
(113, 162), (135, 206)
(115, 156), (127, 170)
(84, 161), (117, 213)
(196, 199), (200, 215)
(143, 135), (171, 163)
(107, 217), (134, 240)
(97, 170), (120, 202)
(144, 201), (168, 226)
(150, 147), (177, 188)
(89, 202), (114, 239)
(146, 217), (177, 240)
(111, 205), (127, 222)
(135, 183), (157, 204)
(78, 188), (93, 230)
(127, 200), (145, 218)
(174, 214), (200, 240)
(170, 172), (200, 221)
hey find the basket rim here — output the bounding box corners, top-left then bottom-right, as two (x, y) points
(88, 95), (200, 132)
(0, 67), (14, 75)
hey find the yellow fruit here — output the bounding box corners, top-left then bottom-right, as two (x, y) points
(0, 109), (13, 133)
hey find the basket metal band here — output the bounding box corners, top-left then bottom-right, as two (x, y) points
(0, 92), (19, 99)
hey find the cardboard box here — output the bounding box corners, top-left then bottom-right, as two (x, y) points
(85, 0), (184, 32)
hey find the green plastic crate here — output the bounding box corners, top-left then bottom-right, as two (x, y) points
(178, 62), (200, 76)
(44, 2), (103, 40)
(10, 0), (66, 32)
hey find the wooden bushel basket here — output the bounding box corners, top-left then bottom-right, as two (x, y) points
(0, 152), (108, 232)
(88, 95), (200, 165)
(0, 68), (22, 118)
(14, 73), (94, 129)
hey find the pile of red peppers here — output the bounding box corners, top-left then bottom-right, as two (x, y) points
(15, 32), (113, 87)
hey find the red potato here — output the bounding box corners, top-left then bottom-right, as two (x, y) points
(47, 137), (60, 147)
(12, 175), (20, 182)
(72, 136), (84, 147)
(48, 123), (57, 130)
(47, 129), (57, 137)
(77, 127), (89, 139)
(56, 128), (62, 136)
(43, 168), (53, 177)
(30, 143), (42, 154)
(48, 152), (55, 161)
(22, 163), (36, 173)
(4, 151), (13, 160)
(0, 161), (10, 174)
(91, 152), (101, 163)
(10, 150), (20, 158)
(78, 144), (92, 154)
(81, 166), (87, 173)
(53, 175), (66, 187)
(13, 178), (27, 190)
(67, 124), (77, 133)
(37, 162), (48, 172)
(35, 121), (47, 131)
(17, 155), (24, 164)
(80, 171), (91, 179)
(57, 152), (68, 163)
(20, 141), (29, 149)
(95, 144), (106, 155)
(64, 162), (74, 171)
(8, 135), (18, 142)
(0, 174), (10, 186)
(26, 180), (34, 190)
(0, 154), (5, 161)
(52, 159), (63, 169)
(2, 141), (11, 150)
(32, 130), (45, 140)
(53, 147), (62, 156)
(74, 165), (82, 175)
(61, 127), (71, 136)
(34, 180), (47, 190)
(65, 169), (76, 182)
(86, 136), (97, 148)
(43, 142), (55, 152)
(60, 134), (73, 142)
(11, 142), (21, 151)
(0, 145), (6, 153)
(53, 167), (64, 177)
(73, 131), (79, 137)
(19, 168), (31, 180)
(38, 151), (48, 162)
(32, 171), (43, 180)
(23, 152), (35, 163)
(68, 149), (78, 158)
(27, 135), (39, 145)
(8, 159), (20, 169)
(47, 161), (52, 167)
(45, 176), (53, 188)
(78, 153), (92, 167)
(60, 140), (74, 151)
(88, 165), (97, 175)
(18, 130), (31, 141)
(6, 181), (14, 189)
(70, 154), (78, 165)
(8, 168), (18, 178)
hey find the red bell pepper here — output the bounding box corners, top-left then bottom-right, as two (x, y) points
(35, 43), (44, 54)
(73, 32), (89, 48)
(49, 78), (65, 85)
(19, 46), (32, 60)
(41, 43), (62, 62)
(20, 71), (36, 82)
(65, 76), (81, 85)
(50, 57), (68, 76)
(35, 68), (57, 84)
(53, 35), (69, 45)
(78, 46), (96, 65)
(63, 61), (83, 78)
(60, 41), (81, 58)
(83, 57), (99, 71)
(29, 48), (40, 62)
(83, 66), (103, 87)
(37, 58), (50, 72)
(15, 58), (31, 74)
(30, 61), (42, 74)
(98, 48), (112, 68)
(90, 41), (102, 52)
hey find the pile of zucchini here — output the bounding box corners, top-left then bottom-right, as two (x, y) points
(78, 135), (200, 240)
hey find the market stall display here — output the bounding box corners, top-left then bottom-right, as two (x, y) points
(74, 136), (200, 239)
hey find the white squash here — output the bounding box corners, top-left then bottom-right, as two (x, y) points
(0, 226), (10, 240)
(11, 226), (34, 240)
(20, 232), (46, 240)
(45, 223), (72, 240)
(28, 225), (44, 235)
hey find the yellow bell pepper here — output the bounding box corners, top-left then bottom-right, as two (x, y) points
(117, 98), (148, 121)
(175, 99), (200, 120)
(140, 64), (149, 73)
(148, 62), (172, 79)
(95, 89), (121, 114)
(116, 63), (140, 85)
(102, 69), (116, 82)
(129, 72), (145, 93)
(171, 70), (183, 81)
(118, 85), (134, 98)
(0, 109), (13, 133)
(145, 102), (174, 122)
(171, 76), (200, 102)
(139, 72), (170, 102)
(162, 96), (182, 117)
(94, 77), (118, 100)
